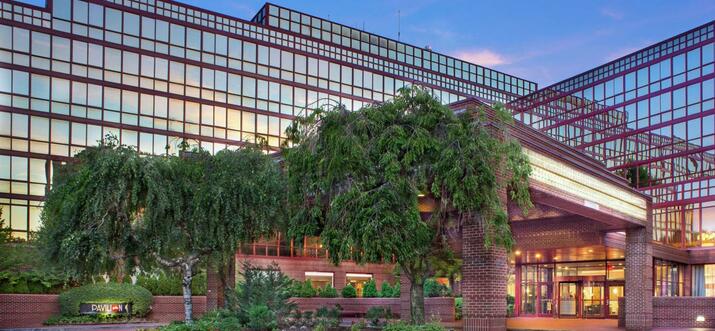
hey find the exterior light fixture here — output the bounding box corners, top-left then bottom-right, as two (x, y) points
(697, 315), (706, 322)
(588, 249), (594, 253)
(535, 253), (541, 259)
(515, 250), (522, 256)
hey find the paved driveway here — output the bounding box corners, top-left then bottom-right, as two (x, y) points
(507, 317), (715, 331)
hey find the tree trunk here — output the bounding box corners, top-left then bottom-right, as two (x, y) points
(448, 275), (455, 295)
(218, 257), (236, 309)
(409, 276), (425, 325)
(181, 262), (194, 324)
(111, 247), (126, 282)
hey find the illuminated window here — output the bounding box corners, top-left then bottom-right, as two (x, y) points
(346, 273), (373, 297)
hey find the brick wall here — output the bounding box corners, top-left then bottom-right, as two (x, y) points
(0, 294), (207, 328)
(237, 255), (396, 291)
(619, 296), (715, 328)
(0, 294), (453, 328)
(0, 294), (59, 328)
(148, 296), (207, 323)
(290, 297), (455, 322)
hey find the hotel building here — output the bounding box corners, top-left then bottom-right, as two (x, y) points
(0, 0), (713, 329)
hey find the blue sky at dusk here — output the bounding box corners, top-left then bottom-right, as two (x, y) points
(21, 0), (715, 86)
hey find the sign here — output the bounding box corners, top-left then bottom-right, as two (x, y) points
(79, 303), (132, 315)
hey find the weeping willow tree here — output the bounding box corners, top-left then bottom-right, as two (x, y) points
(38, 136), (145, 282)
(39, 135), (283, 323)
(283, 87), (532, 324)
(139, 146), (284, 323)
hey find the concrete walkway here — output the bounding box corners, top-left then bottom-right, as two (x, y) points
(507, 317), (621, 330)
(507, 317), (715, 331)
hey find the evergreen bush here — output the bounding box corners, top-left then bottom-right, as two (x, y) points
(58, 282), (152, 317)
(362, 279), (378, 298)
(341, 283), (357, 298)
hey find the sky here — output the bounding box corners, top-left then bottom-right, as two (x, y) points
(21, 0), (715, 87)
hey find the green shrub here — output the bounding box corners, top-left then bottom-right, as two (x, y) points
(235, 262), (295, 325)
(318, 284), (338, 298)
(58, 282), (153, 317)
(423, 279), (450, 297)
(292, 279), (317, 297)
(136, 270), (206, 296)
(247, 305), (277, 330)
(392, 282), (401, 298)
(366, 306), (392, 327)
(158, 310), (242, 331)
(341, 283), (357, 298)
(362, 279), (378, 298)
(379, 281), (394, 298)
(507, 294), (515, 316)
(315, 305), (341, 328)
(455, 297), (463, 320)
(383, 321), (446, 331)
(350, 319), (366, 331)
(0, 271), (70, 294)
(44, 314), (131, 325)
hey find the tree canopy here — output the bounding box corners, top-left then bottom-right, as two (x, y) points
(38, 136), (145, 281)
(38, 138), (284, 323)
(282, 87), (532, 323)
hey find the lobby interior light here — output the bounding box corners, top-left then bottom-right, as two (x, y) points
(697, 315), (706, 322)
(535, 253), (541, 259)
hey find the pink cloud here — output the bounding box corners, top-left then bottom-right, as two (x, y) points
(452, 49), (510, 67)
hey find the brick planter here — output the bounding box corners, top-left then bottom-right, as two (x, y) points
(0, 294), (207, 328)
(619, 296), (715, 328)
(0, 294), (60, 328)
(148, 296), (207, 323)
(290, 297), (455, 322)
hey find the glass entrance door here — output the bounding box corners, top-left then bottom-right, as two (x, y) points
(608, 285), (624, 317)
(559, 282), (578, 317)
(582, 282), (604, 318)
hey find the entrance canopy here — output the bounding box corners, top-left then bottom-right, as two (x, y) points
(450, 99), (651, 258)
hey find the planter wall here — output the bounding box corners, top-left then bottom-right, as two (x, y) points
(0, 294), (455, 328)
(148, 296), (207, 323)
(291, 297), (456, 322)
(618, 296), (715, 328)
(0, 294), (59, 328)
(0, 294), (207, 328)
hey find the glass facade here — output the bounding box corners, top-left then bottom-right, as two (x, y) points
(0, 0), (535, 239)
(654, 259), (684, 296)
(511, 22), (715, 248)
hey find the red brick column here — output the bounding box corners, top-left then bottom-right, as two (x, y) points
(462, 218), (508, 330)
(206, 256), (236, 310)
(206, 267), (220, 311)
(400, 274), (412, 321)
(625, 225), (653, 330)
